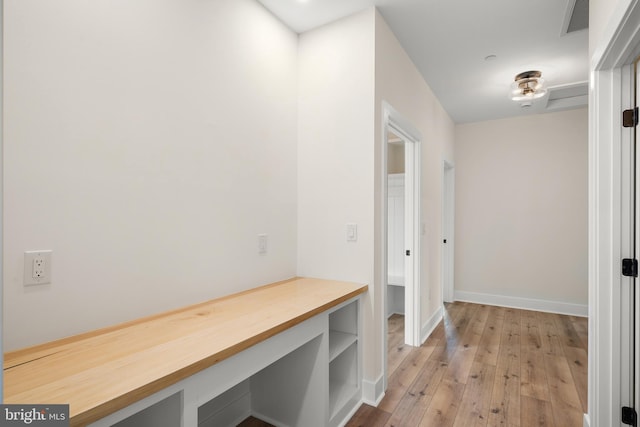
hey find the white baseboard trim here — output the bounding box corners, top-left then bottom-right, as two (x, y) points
(421, 305), (443, 344)
(335, 399), (364, 427)
(362, 374), (385, 407)
(583, 413), (590, 427)
(454, 290), (588, 317)
(250, 411), (286, 427)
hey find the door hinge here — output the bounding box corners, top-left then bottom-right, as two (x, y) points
(406, 250), (411, 256)
(623, 107), (639, 127)
(623, 258), (638, 277)
(622, 406), (637, 426)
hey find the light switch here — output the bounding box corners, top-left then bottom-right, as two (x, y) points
(258, 234), (268, 254)
(346, 223), (357, 242)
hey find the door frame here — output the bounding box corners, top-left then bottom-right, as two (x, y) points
(442, 161), (455, 304)
(0, 0), (4, 402)
(589, 1), (640, 425)
(381, 102), (422, 390)
(619, 59), (636, 424)
(635, 55), (640, 425)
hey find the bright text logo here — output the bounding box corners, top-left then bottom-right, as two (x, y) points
(0, 405), (69, 426)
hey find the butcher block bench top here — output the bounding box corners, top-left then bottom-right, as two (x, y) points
(3, 277), (368, 426)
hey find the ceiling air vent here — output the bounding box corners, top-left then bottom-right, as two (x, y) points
(562, 0), (589, 34)
(545, 82), (588, 111)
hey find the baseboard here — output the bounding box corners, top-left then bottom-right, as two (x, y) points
(454, 290), (588, 317)
(198, 380), (251, 427)
(421, 305), (443, 344)
(250, 411), (287, 427)
(361, 374), (385, 406)
(583, 413), (590, 427)
(334, 398), (364, 427)
(387, 310), (405, 319)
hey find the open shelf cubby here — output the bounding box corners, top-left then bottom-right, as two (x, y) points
(113, 392), (182, 427)
(328, 300), (360, 424)
(328, 341), (358, 420)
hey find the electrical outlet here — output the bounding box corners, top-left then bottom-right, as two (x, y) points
(24, 250), (52, 286)
(33, 257), (45, 278)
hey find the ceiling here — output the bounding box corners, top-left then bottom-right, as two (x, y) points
(256, 0), (589, 124)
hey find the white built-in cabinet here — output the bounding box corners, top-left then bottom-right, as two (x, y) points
(96, 297), (362, 427)
(387, 173), (405, 317)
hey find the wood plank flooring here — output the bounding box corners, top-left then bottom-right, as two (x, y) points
(240, 302), (587, 427)
(346, 302), (588, 427)
(237, 417), (273, 427)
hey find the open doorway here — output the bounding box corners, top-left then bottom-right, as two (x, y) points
(381, 103), (422, 393)
(383, 106), (422, 338)
(386, 131), (406, 365)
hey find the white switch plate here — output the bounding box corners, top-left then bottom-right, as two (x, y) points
(346, 223), (358, 242)
(258, 234), (268, 254)
(24, 250), (52, 285)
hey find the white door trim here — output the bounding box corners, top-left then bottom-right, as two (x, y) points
(589, 1), (640, 425)
(635, 55), (640, 421)
(0, 0), (4, 402)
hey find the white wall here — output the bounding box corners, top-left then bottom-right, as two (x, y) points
(387, 143), (404, 174)
(297, 9), (456, 402)
(5, 2), (457, 407)
(454, 108), (588, 312)
(375, 10), (455, 333)
(297, 7), (377, 389)
(4, 0), (298, 350)
(297, 11), (375, 284)
(589, 0), (613, 60)
(589, 0), (631, 60)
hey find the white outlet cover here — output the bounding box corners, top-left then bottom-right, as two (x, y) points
(24, 250), (52, 286)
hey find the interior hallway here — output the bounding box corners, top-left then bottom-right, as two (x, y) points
(346, 302), (588, 427)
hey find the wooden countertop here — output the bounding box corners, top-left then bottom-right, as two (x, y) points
(3, 277), (367, 426)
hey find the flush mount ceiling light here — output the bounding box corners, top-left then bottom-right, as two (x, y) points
(510, 70), (547, 104)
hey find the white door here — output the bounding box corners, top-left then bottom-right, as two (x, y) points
(442, 162), (455, 303)
(403, 137), (420, 346)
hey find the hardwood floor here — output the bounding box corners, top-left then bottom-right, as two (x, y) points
(239, 302), (587, 427)
(346, 302), (588, 427)
(237, 417), (273, 427)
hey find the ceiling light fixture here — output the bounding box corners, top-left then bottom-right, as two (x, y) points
(510, 70), (547, 104)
